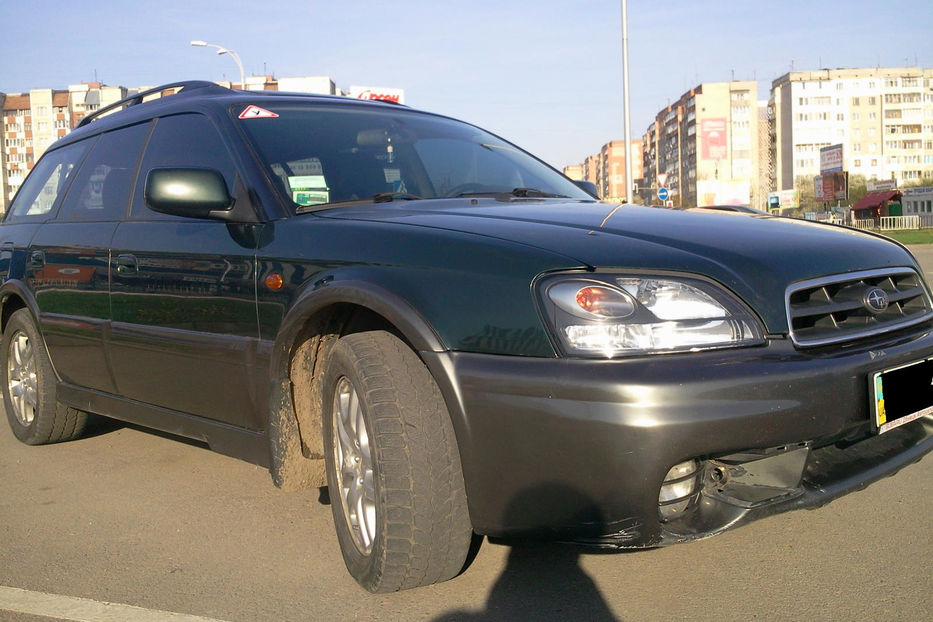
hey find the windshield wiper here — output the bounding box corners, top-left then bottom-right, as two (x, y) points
(510, 187), (569, 198)
(295, 192), (423, 214)
(372, 192), (423, 203)
(453, 187), (570, 199)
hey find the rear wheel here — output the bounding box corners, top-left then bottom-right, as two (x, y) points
(321, 330), (472, 592)
(2, 308), (86, 444)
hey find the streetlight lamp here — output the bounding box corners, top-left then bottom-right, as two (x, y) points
(190, 40), (245, 89)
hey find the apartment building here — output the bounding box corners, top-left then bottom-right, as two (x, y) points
(583, 154), (600, 188)
(1, 83), (127, 212)
(597, 140), (644, 201)
(640, 81), (762, 208)
(562, 164), (583, 180)
(770, 67), (933, 192)
(563, 140), (643, 201)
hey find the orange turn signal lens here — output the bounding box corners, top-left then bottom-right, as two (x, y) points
(265, 273), (284, 291)
(576, 286), (610, 313)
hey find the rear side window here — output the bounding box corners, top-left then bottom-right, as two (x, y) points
(4, 140), (91, 222)
(131, 113), (238, 220)
(57, 122), (150, 221)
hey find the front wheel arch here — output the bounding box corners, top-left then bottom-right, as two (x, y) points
(268, 281), (461, 492)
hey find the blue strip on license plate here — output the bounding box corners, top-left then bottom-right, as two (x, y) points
(871, 358), (933, 434)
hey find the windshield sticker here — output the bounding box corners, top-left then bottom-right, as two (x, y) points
(289, 175), (329, 206)
(383, 168), (401, 183)
(238, 105), (279, 119)
(288, 158), (323, 176)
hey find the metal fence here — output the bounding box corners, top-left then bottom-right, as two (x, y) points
(852, 215), (923, 231)
(880, 215), (921, 230)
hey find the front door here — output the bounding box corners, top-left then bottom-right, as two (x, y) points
(108, 113), (264, 429)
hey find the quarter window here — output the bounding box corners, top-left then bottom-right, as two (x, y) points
(57, 122), (150, 221)
(4, 140), (91, 222)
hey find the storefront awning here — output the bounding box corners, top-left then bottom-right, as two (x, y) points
(852, 190), (901, 212)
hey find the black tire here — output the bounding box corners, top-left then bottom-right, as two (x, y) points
(321, 330), (472, 592)
(2, 308), (86, 445)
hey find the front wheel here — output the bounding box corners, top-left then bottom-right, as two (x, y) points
(321, 331), (472, 592)
(2, 308), (86, 444)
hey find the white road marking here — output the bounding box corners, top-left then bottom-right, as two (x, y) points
(0, 586), (229, 622)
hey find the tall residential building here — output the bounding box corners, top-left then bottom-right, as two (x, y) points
(563, 140), (643, 201)
(1, 83), (127, 211)
(756, 100), (771, 210)
(770, 67), (933, 192)
(582, 154), (600, 189)
(640, 81), (761, 208)
(597, 140), (644, 201)
(562, 164), (584, 180)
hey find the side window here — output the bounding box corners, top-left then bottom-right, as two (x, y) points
(4, 140), (92, 222)
(57, 122), (150, 221)
(132, 114), (238, 220)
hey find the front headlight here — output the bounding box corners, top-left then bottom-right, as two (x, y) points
(536, 273), (765, 357)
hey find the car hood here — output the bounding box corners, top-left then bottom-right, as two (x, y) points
(314, 200), (921, 332)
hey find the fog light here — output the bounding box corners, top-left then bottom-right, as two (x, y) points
(658, 459), (701, 521)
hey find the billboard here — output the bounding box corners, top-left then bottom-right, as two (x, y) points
(348, 86), (405, 104)
(768, 189), (800, 210)
(820, 144), (843, 173)
(816, 171), (847, 202)
(867, 179), (898, 192)
(697, 179), (750, 207)
(701, 118), (728, 160)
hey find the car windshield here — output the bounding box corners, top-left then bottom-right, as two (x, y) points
(236, 103), (593, 211)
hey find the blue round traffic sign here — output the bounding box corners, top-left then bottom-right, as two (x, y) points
(657, 187), (669, 201)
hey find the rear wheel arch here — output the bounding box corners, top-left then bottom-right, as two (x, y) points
(2, 307), (87, 444)
(1, 294), (27, 334)
(1, 285), (35, 335)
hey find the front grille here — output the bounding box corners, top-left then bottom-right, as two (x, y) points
(787, 268), (933, 347)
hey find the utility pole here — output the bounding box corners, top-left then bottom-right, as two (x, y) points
(621, 0), (634, 203)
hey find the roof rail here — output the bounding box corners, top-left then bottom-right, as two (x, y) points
(77, 80), (228, 128)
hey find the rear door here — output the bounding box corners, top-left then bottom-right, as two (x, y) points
(109, 113), (264, 428)
(26, 124), (149, 393)
(0, 140), (89, 286)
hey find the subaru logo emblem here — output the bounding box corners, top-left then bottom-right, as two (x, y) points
(864, 287), (889, 314)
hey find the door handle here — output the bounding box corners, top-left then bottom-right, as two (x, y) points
(28, 250), (45, 268)
(115, 254), (138, 274)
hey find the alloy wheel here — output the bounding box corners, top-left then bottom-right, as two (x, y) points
(332, 376), (377, 555)
(7, 331), (38, 426)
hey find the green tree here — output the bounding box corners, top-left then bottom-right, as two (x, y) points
(848, 174), (868, 205)
(900, 172), (933, 189)
(794, 175), (816, 213)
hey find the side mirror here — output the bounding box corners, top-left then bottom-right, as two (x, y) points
(574, 180), (599, 198)
(145, 168), (234, 220)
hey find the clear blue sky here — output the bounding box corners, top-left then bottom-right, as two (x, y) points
(2, 0), (931, 169)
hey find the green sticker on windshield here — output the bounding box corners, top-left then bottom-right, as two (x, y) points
(289, 175), (329, 206)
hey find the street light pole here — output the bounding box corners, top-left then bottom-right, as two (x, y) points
(190, 40), (245, 89)
(620, 0), (634, 204)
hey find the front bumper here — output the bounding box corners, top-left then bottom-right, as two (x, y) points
(423, 325), (933, 547)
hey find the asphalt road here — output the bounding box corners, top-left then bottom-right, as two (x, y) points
(1, 249), (932, 622)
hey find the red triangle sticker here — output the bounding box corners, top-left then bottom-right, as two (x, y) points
(238, 105), (279, 119)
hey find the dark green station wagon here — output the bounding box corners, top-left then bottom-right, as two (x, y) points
(2, 81), (932, 592)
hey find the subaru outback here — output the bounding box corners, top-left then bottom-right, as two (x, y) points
(2, 81), (932, 592)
